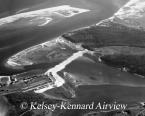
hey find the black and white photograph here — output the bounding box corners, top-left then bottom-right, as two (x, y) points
(0, 0), (145, 116)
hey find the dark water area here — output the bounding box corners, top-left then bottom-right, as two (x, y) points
(0, 9), (118, 75)
(56, 85), (145, 116)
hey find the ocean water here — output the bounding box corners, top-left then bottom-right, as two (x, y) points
(0, 8), (118, 75)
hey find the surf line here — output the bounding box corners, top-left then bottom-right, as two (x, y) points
(34, 49), (90, 93)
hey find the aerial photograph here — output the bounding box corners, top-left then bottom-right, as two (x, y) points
(1, 0), (145, 116)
